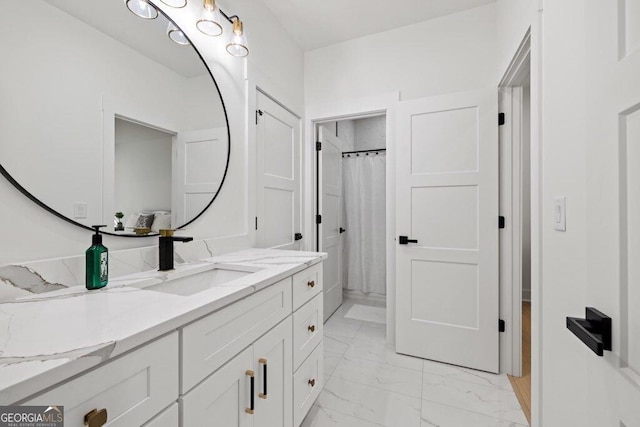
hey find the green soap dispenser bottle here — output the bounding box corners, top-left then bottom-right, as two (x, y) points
(86, 225), (108, 290)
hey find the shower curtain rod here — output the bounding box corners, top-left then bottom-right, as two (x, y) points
(342, 148), (386, 156)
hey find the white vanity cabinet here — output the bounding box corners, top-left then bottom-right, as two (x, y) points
(180, 262), (324, 427)
(14, 259), (324, 427)
(181, 318), (292, 427)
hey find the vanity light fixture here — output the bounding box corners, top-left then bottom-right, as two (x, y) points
(126, 0), (158, 19)
(197, 0), (223, 37)
(226, 18), (249, 57)
(167, 22), (190, 45)
(159, 0), (187, 7)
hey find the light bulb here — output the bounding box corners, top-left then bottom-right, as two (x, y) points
(197, 0), (223, 36)
(126, 0), (158, 19)
(159, 0), (187, 7)
(167, 22), (190, 45)
(226, 19), (248, 57)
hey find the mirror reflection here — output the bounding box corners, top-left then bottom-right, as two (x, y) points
(0, 0), (229, 235)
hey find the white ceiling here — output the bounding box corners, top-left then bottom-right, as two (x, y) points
(261, 0), (496, 51)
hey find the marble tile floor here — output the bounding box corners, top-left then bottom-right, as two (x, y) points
(302, 301), (529, 427)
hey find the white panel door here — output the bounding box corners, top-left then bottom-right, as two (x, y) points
(256, 92), (302, 250)
(173, 127), (227, 226)
(318, 125), (344, 320)
(253, 318), (292, 427)
(396, 89), (499, 373)
(579, 2), (640, 425)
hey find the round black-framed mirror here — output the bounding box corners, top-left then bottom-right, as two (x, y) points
(0, 0), (230, 237)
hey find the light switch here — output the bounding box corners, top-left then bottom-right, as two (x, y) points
(553, 196), (566, 231)
(74, 202), (88, 219)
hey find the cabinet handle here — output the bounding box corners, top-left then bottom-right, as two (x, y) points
(308, 378), (316, 387)
(307, 280), (315, 288)
(84, 408), (108, 427)
(259, 358), (268, 399)
(246, 370), (255, 414)
(308, 325), (316, 333)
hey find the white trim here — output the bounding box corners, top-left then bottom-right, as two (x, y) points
(498, 21), (544, 426)
(305, 92), (399, 345)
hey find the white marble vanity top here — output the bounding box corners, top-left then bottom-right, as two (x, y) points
(0, 248), (326, 405)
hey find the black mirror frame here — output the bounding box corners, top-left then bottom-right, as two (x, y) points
(0, 3), (231, 238)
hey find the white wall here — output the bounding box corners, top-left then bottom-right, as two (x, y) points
(0, 0), (304, 265)
(305, 4), (497, 105)
(114, 120), (173, 217)
(354, 116), (386, 151)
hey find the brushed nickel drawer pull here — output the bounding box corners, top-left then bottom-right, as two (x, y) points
(84, 408), (108, 427)
(308, 325), (316, 333)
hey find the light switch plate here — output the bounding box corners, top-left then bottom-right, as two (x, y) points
(73, 202), (88, 219)
(553, 196), (566, 231)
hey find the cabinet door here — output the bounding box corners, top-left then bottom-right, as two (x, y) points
(181, 347), (254, 427)
(253, 318), (293, 427)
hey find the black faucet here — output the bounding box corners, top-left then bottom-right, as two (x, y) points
(158, 229), (193, 271)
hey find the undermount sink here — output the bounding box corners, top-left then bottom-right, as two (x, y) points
(133, 265), (262, 296)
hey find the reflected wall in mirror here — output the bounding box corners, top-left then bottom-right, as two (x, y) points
(0, 0), (229, 236)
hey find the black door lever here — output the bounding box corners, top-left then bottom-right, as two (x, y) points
(339, 228), (346, 233)
(399, 236), (418, 245)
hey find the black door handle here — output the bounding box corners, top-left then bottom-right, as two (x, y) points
(399, 236), (418, 245)
(566, 307), (612, 356)
(339, 228), (346, 233)
(294, 233), (303, 241)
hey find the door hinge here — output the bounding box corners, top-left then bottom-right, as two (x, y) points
(316, 214), (322, 224)
(498, 113), (506, 126)
(255, 217), (258, 230)
(499, 319), (506, 332)
(256, 109), (263, 125)
(499, 216), (506, 229)
(316, 141), (322, 151)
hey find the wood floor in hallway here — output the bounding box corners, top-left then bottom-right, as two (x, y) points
(508, 301), (531, 425)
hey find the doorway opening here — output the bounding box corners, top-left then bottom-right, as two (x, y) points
(315, 115), (387, 322)
(499, 36), (532, 424)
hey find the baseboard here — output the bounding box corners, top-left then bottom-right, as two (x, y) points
(343, 289), (386, 307)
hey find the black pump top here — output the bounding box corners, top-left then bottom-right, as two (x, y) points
(91, 225), (107, 245)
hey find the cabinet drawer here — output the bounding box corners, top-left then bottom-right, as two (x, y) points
(292, 263), (322, 311)
(182, 278), (292, 392)
(293, 342), (323, 427)
(24, 333), (178, 427)
(142, 403), (178, 427)
(293, 293), (323, 370)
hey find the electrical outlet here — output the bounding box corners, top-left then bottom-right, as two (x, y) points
(74, 202), (88, 219)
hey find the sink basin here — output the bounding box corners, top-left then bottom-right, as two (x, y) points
(133, 265), (261, 296)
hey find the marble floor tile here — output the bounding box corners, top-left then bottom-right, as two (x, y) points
(422, 359), (513, 390)
(331, 355), (423, 398)
(422, 372), (528, 425)
(324, 316), (363, 339)
(344, 304), (386, 324)
(318, 377), (422, 427)
(344, 337), (423, 372)
(301, 405), (384, 427)
(353, 322), (387, 344)
(324, 351), (343, 382)
(324, 334), (352, 355)
(421, 401), (528, 427)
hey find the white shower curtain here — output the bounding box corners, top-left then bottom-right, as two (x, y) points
(342, 153), (386, 295)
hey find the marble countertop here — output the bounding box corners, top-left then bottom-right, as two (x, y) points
(0, 248), (326, 405)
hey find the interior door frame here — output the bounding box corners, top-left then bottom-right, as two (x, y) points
(498, 29), (543, 426)
(304, 92), (399, 343)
